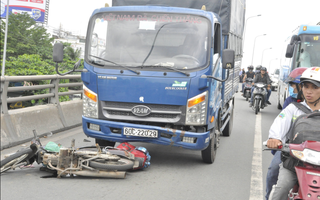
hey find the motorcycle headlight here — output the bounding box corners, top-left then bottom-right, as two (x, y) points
(186, 91), (208, 125)
(83, 85), (98, 118)
(253, 88), (261, 94)
(291, 149), (320, 166)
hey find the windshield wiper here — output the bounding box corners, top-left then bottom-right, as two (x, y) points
(89, 55), (140, 75)
(140, 62), (190, 76)
(141, 22), (184, 67)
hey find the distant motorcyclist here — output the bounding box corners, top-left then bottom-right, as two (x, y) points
(255, 65), (262, 74)
(264, 67), (307, 200)
(268, 67), (320, 200)
(249, 67), (271, 107)
(241, 65), (255, 93)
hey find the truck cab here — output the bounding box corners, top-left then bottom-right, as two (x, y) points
(53, 2), (245, 163)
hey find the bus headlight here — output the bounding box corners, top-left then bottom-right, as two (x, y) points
(186, 91), (208, 125)
(83, 85), (98, 118)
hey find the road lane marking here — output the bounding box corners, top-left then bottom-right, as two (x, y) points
(249, 112), (263, 200)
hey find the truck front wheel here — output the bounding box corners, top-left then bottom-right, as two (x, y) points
(95, 138), (116, 147)
(201, 123), (218, 164)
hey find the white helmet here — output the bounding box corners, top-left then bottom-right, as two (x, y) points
(300, 67), (320, 87)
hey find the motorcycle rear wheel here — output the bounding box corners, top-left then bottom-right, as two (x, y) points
(89, 158), (134, 171)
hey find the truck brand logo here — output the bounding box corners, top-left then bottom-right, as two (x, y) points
(139, 96), (144, 102)
(131, 105), (151, 116)
(172, 81), (187, 87)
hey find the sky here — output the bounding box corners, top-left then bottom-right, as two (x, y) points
(46, 0), (320, 72)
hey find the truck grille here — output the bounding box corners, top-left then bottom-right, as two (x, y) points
(100, 101), (183, 123)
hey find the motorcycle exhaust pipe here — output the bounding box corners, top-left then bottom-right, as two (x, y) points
(72, 170), (126, 179)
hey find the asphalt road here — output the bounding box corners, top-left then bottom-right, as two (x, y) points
(0, 88), (281, 200)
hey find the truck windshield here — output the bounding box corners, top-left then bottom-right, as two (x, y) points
(86, 12), (210, 70)
(294, 34), (320, 68)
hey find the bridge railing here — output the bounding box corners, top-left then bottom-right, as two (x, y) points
(0, 75), (83, 114)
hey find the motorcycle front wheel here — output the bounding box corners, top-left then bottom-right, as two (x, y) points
(89, 158), (134, 171)
(0, 148), (34, 173)
(255, 99), (260, 115)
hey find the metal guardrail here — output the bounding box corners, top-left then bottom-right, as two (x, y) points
(0, 75), (83, 114)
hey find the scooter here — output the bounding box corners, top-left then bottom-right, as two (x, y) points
(264, 140), (320, 200)
(243, 78), (253, 101)
(251, 82), (267, 114)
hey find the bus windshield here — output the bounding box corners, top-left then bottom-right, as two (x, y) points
(294, 34), (320, 68)
(86, 12), (210, 70)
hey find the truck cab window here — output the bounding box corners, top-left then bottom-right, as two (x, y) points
(214, 23), (221, 55)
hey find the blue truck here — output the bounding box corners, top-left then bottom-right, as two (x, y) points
(53, 0), (246, 163)
(277, 24), (320, 109)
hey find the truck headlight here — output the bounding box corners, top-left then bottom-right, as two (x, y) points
(186, 91), (208, 125)
(291, 149), (320, 166)
(83, 85), (98, 118)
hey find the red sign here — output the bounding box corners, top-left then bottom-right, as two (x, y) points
(30, 0), (44, 3)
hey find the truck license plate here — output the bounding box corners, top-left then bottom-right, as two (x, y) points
(123, 127), (158, 138)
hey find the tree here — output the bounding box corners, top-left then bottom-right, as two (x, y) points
(65, 45), (81, 61)
(0, 13), (54, 60)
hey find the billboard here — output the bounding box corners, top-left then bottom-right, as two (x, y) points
(1, 0), (48, 23)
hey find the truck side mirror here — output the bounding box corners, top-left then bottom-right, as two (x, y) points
(222, 49), (235, 69)
(285, 44), (294, 58)
(53, 43), (64, 63)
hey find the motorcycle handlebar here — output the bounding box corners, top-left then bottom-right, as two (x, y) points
(262, 140), (290, 153)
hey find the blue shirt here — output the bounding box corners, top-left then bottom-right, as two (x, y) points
(282, 96), (297, 110)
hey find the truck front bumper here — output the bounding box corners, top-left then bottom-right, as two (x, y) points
(82, 117), (210, 150)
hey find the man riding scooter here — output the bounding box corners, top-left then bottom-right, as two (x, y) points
(249, 67), (271, 107)
(242, 65), (255, 93)
(265, 67), (307, 200)
(267, 67), (320, 200)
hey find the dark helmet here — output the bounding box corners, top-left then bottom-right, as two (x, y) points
(256, 65), (262, 71)
(248, 65), (254, 70)
(260, 67), (267, 71)
(285, 67), (308, 84)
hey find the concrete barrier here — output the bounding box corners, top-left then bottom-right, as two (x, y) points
(1, 100), (82, 150)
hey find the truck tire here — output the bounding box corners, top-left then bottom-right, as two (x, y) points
(201, 122), (218, 164)
(95, 138), (116, 147)
(222, 103), (234, 137)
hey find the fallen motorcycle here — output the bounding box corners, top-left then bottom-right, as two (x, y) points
(251, 82), (267, 114)
(0, 130), (150, 179)
(264, 140), (320, 200)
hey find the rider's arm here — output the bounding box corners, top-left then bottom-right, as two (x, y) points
(252, 74), (258, 85)
(242, 74), (247, 82)
(267, 74), (272, 88)
(268, 104), (295, 148)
